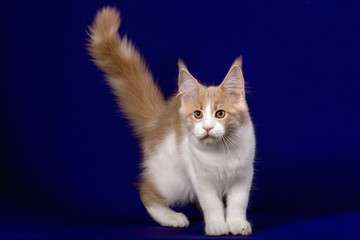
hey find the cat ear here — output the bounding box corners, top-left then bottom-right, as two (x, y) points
(178, 59), (201, 102)
(220, 57), (245, 99)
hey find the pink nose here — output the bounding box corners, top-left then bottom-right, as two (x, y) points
(203, 126), (213, 132)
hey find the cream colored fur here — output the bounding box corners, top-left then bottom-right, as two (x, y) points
(88, 7), (256, 236)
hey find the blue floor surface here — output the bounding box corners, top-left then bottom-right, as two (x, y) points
(0, 206), (359, 239)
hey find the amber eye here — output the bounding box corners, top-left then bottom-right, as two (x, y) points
(215, 110), (226, 118)
(194, 110), (203, 119)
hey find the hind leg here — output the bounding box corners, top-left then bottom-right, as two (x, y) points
(139, 175), (189, 227)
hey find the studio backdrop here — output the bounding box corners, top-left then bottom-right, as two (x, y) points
(0, 0), (359, 220)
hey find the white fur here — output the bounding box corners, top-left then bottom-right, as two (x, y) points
(147, 204), (189, 227)
(143, 110), (255, 235)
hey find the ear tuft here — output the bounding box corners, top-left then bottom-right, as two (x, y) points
(221, 57), (245, 99)
(178, 60), (201, 102)
(178, 58), (187, 70)
(233, 56), (243, 68)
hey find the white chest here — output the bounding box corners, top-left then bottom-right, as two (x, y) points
(145, 123), (255, 203)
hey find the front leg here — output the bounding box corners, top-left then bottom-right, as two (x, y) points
(226, 166), (253, 235)
(195, 183), (229, 236)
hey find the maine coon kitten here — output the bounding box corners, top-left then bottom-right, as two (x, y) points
(88, 7), (255, 236)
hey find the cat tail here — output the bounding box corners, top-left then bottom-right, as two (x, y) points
(87, 7), (165, 136)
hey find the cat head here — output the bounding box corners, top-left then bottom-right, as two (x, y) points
(178, 57), (249, 146)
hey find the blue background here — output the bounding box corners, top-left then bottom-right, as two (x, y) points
(0, 0), (360, 238)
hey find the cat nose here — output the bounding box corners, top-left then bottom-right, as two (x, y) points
(203, 126), (213, 132)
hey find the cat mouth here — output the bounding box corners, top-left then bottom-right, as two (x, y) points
(200, 134), (211, 140)
(199, 134), (220, 144)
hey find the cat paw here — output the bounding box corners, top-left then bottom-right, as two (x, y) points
(227, 219), (252, 235)
(167, 212), (190, 227)
(147, 205), (189, 228)
(205, 221), (229, 236)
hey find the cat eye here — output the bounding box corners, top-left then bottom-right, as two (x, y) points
(215, 110), (226, 118)
(194, 110), (203, 119)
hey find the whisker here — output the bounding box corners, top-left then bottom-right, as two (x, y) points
(221, 136), (232, 157)
(223, 135), (242, 158)
(226, 132), (246, 144)
(220, 137), (226, 161)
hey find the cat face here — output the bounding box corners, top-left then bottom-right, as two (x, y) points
(178, 58), (248, 146)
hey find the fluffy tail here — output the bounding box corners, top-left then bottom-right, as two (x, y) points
(87, 7), (165, 136)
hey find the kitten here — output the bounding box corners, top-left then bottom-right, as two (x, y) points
(88, 7), (255, 236)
